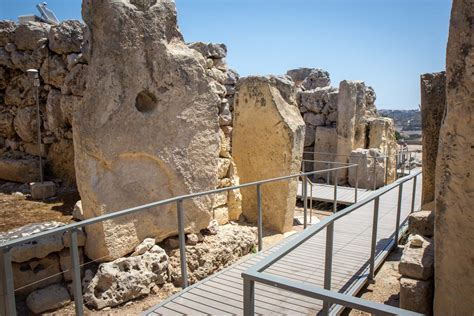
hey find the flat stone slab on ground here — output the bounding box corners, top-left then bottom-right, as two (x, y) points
(30, 181), (56, 200)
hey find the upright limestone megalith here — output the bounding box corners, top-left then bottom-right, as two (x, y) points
(420, 72), (446, 205)
(75, 0), (221, 261)
(434, 0), (474, 314)
(233, 76), (305, 233)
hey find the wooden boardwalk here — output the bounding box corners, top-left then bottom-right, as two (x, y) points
(296, 182), (373, 205)
(145, 174), (422, 316)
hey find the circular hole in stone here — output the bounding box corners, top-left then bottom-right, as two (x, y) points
(135, 90), (157, 113)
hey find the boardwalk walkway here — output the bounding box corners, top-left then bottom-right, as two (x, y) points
(145, 173), (422, 316)
(296, 182), (372, 205)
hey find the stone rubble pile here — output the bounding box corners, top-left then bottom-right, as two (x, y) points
(0, 20), (87, 185)
(287, 68), (397, 188)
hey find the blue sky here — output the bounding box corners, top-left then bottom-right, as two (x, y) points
(1, 0), (451, 109)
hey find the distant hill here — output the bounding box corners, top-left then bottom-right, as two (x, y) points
(379, 109), (421, 131)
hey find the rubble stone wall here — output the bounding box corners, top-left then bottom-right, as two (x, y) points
(0, 20), (87, 186)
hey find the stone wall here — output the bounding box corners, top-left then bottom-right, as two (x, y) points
(434, 0), (474, 314)
(0, 20), (87, 186)
(287, 68), (397, 188)
(420, 72), (446, 205)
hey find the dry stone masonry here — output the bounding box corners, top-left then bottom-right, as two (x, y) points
(233, 76), (305, 233)
(0, 20), (86, 186)
(287, 68), (397, 188)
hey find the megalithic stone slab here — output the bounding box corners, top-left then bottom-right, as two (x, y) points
(76, 0), (221, 261)
(233, 76), (305, 233)
(434, 0), (474, 314)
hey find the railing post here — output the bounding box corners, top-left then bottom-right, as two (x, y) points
(333, 169), (338, 213)
(395, 153), (399, 180)
(256, 184), (263, 251)
(69, 229), (84, 316)
(369, 197), (380, 281)
(408, 152), (412, 175)
(303, 176), (308, 229)
(411, 175), (417, 213)
(322, 222), (334, 315)
(326, 162), (330, 184)
(243, 277), (255, 316)
(355, 159), (360, 203)
(309, 181), (313, 224)
(177, 199), (188, 288)
(372, 157), (377, 190)
(1, 247), (16, 316)
(395, 183), (403, 246)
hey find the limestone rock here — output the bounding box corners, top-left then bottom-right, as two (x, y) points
(233, 76), (305, 233)
(169, 225), (256, 285)
(188, 42), (227, 59)
(205, 219), (219, 235)
(14, 106), (38, 143)
(14, 22), (50, 51)
(72, 200), (84, 220)
(62, 228), (86, 248)
(217, 158), (231, 179)
(5, 74), (35, 107)
(61, 63), (87, 96)
(58, 248), (84, 281)
(301, 69), (330, 90)
(409, 211), (434, 237)
(131, 237), (156, 256)
(60, 94), (82, 125)
(48, 20), (84, 54)
(76, 0), (221, 261)
(10, 46), (48, 71)
(420, 72), (446, 205)
(26, 284), (71, 314)
(47, 139), (76, 186)
(227, 160), (243, 221)
(84, 245), (168, 309)
(40, 54), (68, 88)
(12, 253), (62, 294)
(45, 88), (65, 132)
(0, 20), (16, 46)
(348, 148), (385, 189)
(399, 235), (434, 280)
(367, 117), (397, 183)
(0, 111), (15, 138)
(400, 278), (433, 315)
(0, 151), (40, 183)
(435, 2), (474, 313)
(286, 68), (314, 85)
(313, 127), (337, 181)
(0, 221), (65, 262)
(304, 112), (326, 126)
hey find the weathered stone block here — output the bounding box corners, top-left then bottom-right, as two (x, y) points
(12, 253), (62, 294)
(0, 151), (40, 183)
(400, 278), (433, 315)
(26, 284), (71, 314)
(30, 181), (56, 200)
(48, 20), (84, 54)
(233, 76), (305, 233)
(408, 211), (434, 237)
(76, 0), (222, 261)
(399, 235), (434, 280)
(420, 72), (446, 205)
(313, 126), (337, 181)
(348, 148), (385, 189)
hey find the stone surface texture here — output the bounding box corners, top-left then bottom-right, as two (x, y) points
(233, 76), (305, 233)
(434, 0), (474, 314)
(400, 277), (433, 316)
(26, 284), (71, 314)
(408, 210), (434, 237)
(420, 71), (446, 205)
(399, 235), (434, 280)
(76, 0), (240, 261)
(84, 244), (168, 309)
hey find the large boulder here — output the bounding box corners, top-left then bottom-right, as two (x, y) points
(408, 210), (434, 237)
(233, 76), (305, 233)
(40, 54), (68, 88)
(434, 1), (474, 314)
(0, 20), (17, 46)
(84, 244), (168, 309)
(76, 0), (222, 261)
(0, 221), (65, 263)
(420, 72), (446, 205)
(47, 139), (76, 186)
(0, 110), (15, 138)
(399, 235), (434, 280)
(13, 106), (38, 143)
(12, 253), (62, 294)
(14, 22), (50, 51)
(4, 74), (35, 107)
(313, 126), (337, 181)
(26, 284), (71, 314)
(400, 278), (433, 315)
(48, 20), (84, 54)
(348, 148), (385, 189)
(0, 151), (40, 183)
(367, 117), (397, 183)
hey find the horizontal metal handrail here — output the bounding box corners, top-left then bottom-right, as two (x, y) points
(242, 170), (421, 315)
(0, 164), (357, 250)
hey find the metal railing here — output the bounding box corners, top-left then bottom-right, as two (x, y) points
(242, 170), (422, 316)
(0, 163), (358, 316)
